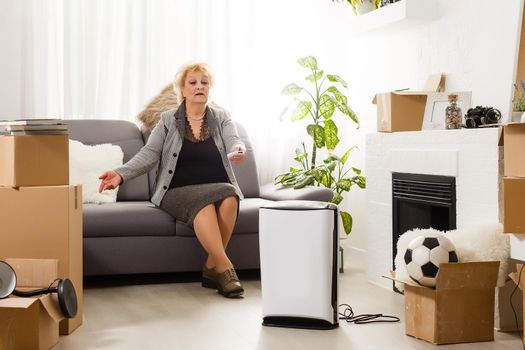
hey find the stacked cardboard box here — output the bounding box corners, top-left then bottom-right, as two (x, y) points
(502, 124), (525, 233)
(0, 125), (83, 348)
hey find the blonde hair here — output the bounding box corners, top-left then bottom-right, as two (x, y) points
(173, 62), (214, 104)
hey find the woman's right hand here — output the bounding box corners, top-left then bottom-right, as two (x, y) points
(98, 170), (123, 193)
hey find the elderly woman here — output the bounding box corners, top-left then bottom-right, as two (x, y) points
(98, 62), (247, 298)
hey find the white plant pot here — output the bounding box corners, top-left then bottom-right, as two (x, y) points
(512, 111), (525, 123)
(356, 2), (375, 15)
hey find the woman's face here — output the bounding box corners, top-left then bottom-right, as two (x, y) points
(182, 71), (210, 105)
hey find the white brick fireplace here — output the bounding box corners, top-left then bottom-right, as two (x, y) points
(365, 128), (502, 289)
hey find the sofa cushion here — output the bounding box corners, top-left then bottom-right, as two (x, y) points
(175, 198), (275, 237)
(66, 119), (150, 201)
(83, 202), (176, 238)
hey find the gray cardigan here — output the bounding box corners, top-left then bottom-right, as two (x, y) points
(115, 103), (246, 206)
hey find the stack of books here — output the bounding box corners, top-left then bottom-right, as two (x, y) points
(0, 119), (68, 135)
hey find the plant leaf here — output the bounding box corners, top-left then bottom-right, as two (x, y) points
(327, 86), (348, 105)
(306, 70), (324, 83)
(327, 160), (337, 172)
(291, 101), (312, 121)
(307, 124), (325, 147)
(319, 94), (335, 119)
(324, 119), (339, 150)
(331, 192), (343, 205)
(352, 167), (362, 175)
(298, 56), (318, 70)
(336, 178), (352, 191)
(281, 83), (303, 95)
(321, 172), (330, 188)
(340, 148), (351, 165)
(294, 175), (314, 189)
(323, 154), (339, 163)
(327, 74), (348, 88)
(340, 211), (353, 235)
(294, 152), (308, 163)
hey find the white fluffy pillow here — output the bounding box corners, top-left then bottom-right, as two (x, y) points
(394, 224), (510, 290)
(69, 140), (124, 204)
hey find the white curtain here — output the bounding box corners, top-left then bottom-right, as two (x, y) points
(0, 0), (330, 184)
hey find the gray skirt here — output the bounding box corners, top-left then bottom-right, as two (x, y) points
(159, 182), (239, 227)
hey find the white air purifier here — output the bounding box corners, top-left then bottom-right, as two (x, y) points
(259, 200), (338, 329)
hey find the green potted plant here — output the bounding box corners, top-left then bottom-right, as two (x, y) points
(275, 56), (365, 234)
(332, 0), (381, 15)
(513, 80), (525, 123)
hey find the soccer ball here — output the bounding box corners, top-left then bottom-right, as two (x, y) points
(404, 234), (458, 287)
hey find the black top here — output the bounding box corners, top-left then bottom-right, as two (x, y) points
(169, 136), (230, 189)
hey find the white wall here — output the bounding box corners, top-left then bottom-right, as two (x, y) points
(312, 0), (523, 252)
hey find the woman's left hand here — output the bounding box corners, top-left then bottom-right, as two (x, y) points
(228, 146), (247, 164)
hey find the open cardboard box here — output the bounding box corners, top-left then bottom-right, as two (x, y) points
(372, 73), (446, 132)
(0, 134), (69, 187)
(0, 185), (83, 334)
(0, 258), (65, 350)
(508, 264), (525, 342)
(391, 261), (499, 345)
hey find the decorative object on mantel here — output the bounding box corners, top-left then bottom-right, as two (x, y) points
(445, 94), (462, 129)
(421, 91), (471, 130)
(512, 80), (525, 123)
(331, 0), (380, 15)
(276, 56), (365, 234)
(464, 105), (501, 128)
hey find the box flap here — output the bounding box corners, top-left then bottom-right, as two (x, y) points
(372, 73), (445, 104)
(423, 73), (445, 92)
(436, 262), (500, 290)
(510, 264), (525, 289)
(384, 271), (425, 288)
(5, 258), (58, 289)
(0, 297), (38, 309)
(39, 294), (65, 323)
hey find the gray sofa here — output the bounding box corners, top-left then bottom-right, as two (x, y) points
(67, 119), (333, 276)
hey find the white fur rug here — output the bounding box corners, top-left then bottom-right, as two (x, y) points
(394, 223), (510, 291)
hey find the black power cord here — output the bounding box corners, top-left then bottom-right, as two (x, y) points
(510, 264), (525, 350)
(338, 303), (400, 324)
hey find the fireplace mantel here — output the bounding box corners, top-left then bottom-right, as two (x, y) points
(365, 128), (502, 289)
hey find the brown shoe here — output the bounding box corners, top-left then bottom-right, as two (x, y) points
(202, 265), (218, 289)
(216, 267), (244, 298)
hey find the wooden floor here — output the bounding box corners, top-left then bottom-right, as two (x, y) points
(57, 251), (523, 350)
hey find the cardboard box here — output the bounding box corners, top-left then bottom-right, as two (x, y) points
(503, 123), (525, 177)
(0, 185), (83, 335)
(509, 264), (525, 343)
(0, 258), (64, 350)
(0, 134), (69, 187)
(495, 277), (523, 332)
(372, 74), (445, 132)
(503, 177), (525, 233)
(403, 262), (499, 345)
